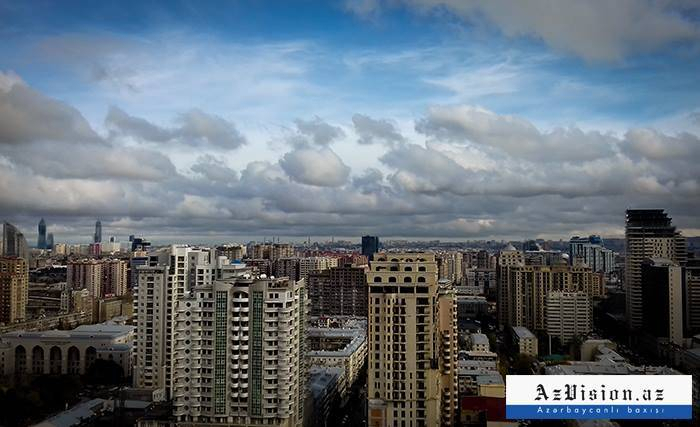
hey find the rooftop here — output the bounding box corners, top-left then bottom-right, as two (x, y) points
(512, 326), (535, 339)
(470, 333), (489, 346)
(3, 323), (134, 341)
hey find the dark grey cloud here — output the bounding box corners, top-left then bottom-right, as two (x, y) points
(106, 106), (247, 149)
(352, 113), (405, 145)
(347, 0), (700, 62)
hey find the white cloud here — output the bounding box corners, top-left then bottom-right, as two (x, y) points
(279, 147), (351, 187)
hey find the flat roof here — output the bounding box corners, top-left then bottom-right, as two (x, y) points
(33, 398), (107, 427)
(470, 333), (489, 345)
(3, 323), (134, 341)
(512, 326), (535, 339)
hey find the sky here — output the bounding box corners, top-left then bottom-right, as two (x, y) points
(1, 0), (700, 244)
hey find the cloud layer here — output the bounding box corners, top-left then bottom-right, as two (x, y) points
(347, 0), (700, 61)
(2, 70), (699, 243)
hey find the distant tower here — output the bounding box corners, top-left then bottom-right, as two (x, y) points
(37, 218), (47, 249)
(94, 220), (102, 244)
(361, 235), (379, 261)
(47, 233), (54, 250)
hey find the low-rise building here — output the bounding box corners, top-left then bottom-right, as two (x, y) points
(307, 317), (367, 398)
(0, 322), (134, 378)
(469, 333), (490, 352)
(511, 326), (538, 357)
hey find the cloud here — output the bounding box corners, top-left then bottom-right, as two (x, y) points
(352, 113), (405, 145)
(190, 155), (239, 183)
(621, 129), (700, 160)
(347, 0), (700, 61)
(279, 147), (351, 186)
(0, 73), (177, 181)
(291, 117), (345, 146)
(106, 106), (246, 148)
(0, 71), (101, 144)
(416, 105), (616, 162)
(1, 71), (699, 241)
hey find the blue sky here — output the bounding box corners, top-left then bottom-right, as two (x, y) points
(1, 0), (700, 243)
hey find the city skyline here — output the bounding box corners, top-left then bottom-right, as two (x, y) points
(1, 1), (700, 242)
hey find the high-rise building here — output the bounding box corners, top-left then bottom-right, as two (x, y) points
(685, 259), (700, 334)
(641, 258), (684, 346)
(133, 264), (172, 393)
(436, 251), (464, 283)
(94, 220), (102, 244)
(271, 243), (295, 261)
(216, 244), (246, 261)
(1, 222), (29, 262)
(569, 235), (615, 274)
(131, 236), (151, 252)
(367, 253), (457, 427)
(171, 276), (308, 426)
(37, 218), (47, 249)
(496, 244), (524, 328)
(502, 264), (603, 331)
(625, 209), (686, 329)
(308, 262), (368, 316)
(545, 291), (591, 344)
(66, 259), (128, 297)
(273, 258), (301, 281)
(0, 257), (28, 323)
(298, 257), (338, 282)
(361, 236), (379, 261)
(46, 232), (54, 250)
(133, 245), (213, 397)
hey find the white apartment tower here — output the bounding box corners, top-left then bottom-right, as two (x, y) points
(133, 245), (211, 397)
(171, 276), (308, 426)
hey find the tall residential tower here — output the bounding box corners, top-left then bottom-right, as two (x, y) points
(625, 209), (686, 329)
(367, 253), (457, 427)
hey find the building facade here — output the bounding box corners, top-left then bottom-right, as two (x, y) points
(544, 291), (591, 344)
(308, 263), (367, 317)
(67, 259), (128, 297)
(367, 253), (457, 427)
(625, 209), (686, 329)
(496, 244), (524, 328)
(171, 276), (307, 426)
(0, 323), (133, 378)
(641, 258), (684, 346)
(0, 257), (28, 324)
(361, 236), (379, 261)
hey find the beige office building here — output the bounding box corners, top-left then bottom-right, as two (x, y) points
(0, 257), (28, 324)
(496, 244), (524, 328)
(67, 259), (128, 298)
(367, 253), (457, 427)
(504, 264), (603, 332)
(545, 291), (591, 344)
